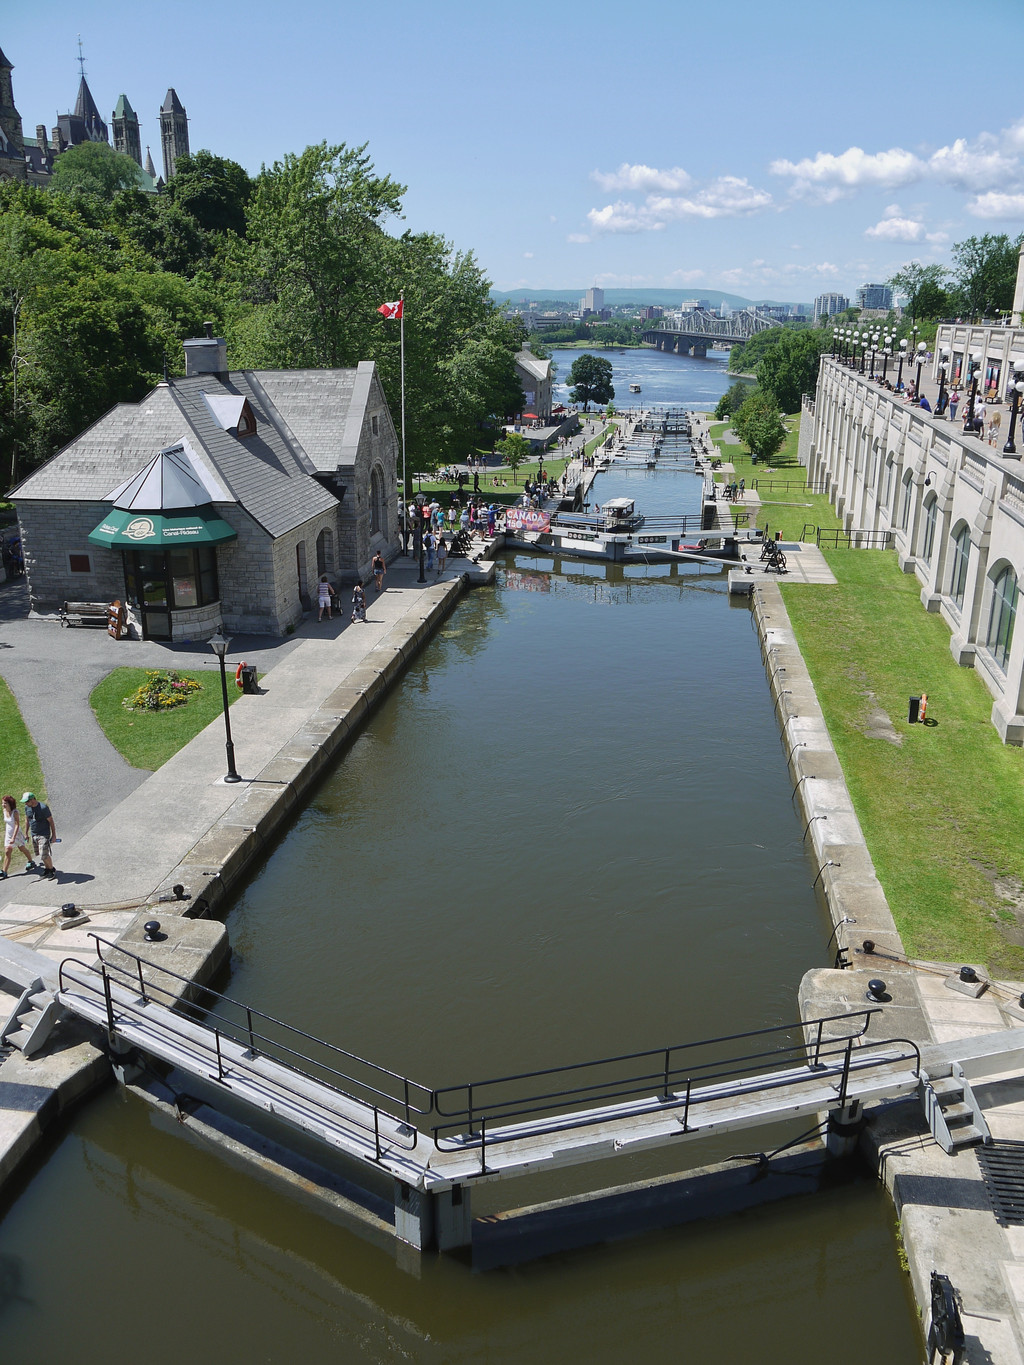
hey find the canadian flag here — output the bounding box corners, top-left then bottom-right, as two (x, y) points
(377, 300), (403, 320)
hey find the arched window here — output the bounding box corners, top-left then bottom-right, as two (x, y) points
(987, 564), (1018, 670)
(884, 456), (896, 507)
(316, 528), (334, 577)
(370, 464), (386, 537)
(921, 494), (937, 564)
(949, 523), (970, 610)
(900, 470), (914, 530)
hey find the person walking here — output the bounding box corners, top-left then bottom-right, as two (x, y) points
(351, 583), (367, 623)
(22, 793), (57, 879)
(1, 795), (35, 877)
(371, 551), (386, 592)
(424, 529), (436, 572)
(948, 389), (960, 422)
(316, 574), (335, 622)
(436, 533), (447, 572)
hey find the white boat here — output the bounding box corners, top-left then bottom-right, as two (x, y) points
(629, 383), (641, 393)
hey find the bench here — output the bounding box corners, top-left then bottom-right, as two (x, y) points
(61, 600), (111, 628)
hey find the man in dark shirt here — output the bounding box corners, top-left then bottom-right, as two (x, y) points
(22, 793), (57, 879)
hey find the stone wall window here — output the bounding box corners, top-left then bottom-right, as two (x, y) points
(67, 552), (92, 574)
(316, 527), (334, 576)
(900, 471), (914, 530)
(370, 463), (386, 537)
(884, 456), (896, 508)
(949, 523), (970, 609)
(371, 414), (379, 436)
(921, 494), (937, 564)
(987, 564), (1018, 671)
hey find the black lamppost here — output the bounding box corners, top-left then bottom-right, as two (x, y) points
(1004, 359), (1024, 455)
(859, 332), (868, 374)
(869, 342), (877, 379)
(896, 338), (908, 391)
(209, 630), (242, 783)
(935, 351), (949, 416)
(965, 353), (981, 433)
(881, 335), (892, 383)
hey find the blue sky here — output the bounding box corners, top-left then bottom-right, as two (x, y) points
(7, 0), (1024, 302)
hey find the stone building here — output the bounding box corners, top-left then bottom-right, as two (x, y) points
(802, 352), (1024, 743)
(112, 93), (142, 166)
(159, 88), (189, 181)
(514, 349), (552, 419)
(9, 333), (400, 641)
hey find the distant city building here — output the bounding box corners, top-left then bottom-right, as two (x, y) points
(813, 293), (850, 322)
(680, 298), (710, 312)
(636, 306), (663, 320)
(856, 283), (893, 311)
(581, 287), (604, 314)
(514, 347), (553, 419)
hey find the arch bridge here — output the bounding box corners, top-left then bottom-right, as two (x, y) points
(643, 308), (781, 357)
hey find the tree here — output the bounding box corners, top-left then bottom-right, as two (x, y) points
(497, 431), (531, 483)
(751, 330), (828, 413)
(164, 150), (253, 237)
(48, 142), (143, 200)
(948, 234), (1023, 318)
(566, 353), (614, 410)
(714, 379), (755, 421)
(733, 392), (787, 465)
(889, 262), (950, 323)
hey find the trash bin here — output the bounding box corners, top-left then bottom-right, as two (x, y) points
(240, 664), (259, 695)
(908, 695), (921, 724)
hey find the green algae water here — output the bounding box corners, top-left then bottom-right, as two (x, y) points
(0, 356), (922, 1363)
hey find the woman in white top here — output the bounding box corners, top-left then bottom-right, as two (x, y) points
(316, 574), (335, 622)
(2, 794), (34, 877)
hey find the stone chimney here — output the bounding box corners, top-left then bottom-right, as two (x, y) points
(36, 124), (48, 150)
(183, 322), (228, 377)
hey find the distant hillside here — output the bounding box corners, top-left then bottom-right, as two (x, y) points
(491, 287), (811, 310)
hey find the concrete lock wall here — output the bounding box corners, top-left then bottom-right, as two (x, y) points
(806, 356), (1024, 743)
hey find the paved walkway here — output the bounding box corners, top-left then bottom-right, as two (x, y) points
(0, 553), (464, 916)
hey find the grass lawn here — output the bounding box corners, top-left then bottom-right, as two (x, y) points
(409, 425), (614, 505)
(783, 551), (1024, 975)
(708, 415), (844, 542)
(0, 677), (46, 803)
(90, 667), (243, 772)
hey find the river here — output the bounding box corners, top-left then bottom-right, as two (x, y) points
(0, 347), (921, 1364)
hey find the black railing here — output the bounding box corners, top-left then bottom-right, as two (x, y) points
(59, 936), (433, 1154)
(812, 527), (894, 549)
(59, 941), (920, 1171)
(752, 479), (829, 495)
(431, 1010), (921, 1163)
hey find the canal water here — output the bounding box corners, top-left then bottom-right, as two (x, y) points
(551, 343), (732, 410)
(0, 349), (922, 1364)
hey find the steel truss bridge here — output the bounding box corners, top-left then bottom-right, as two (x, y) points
(643, 308), (781, 355)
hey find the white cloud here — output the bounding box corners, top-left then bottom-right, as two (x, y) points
(566, 232), (591, 243)
(926, 231), (950, 244)
(668, 268), (705, 285)
(523, 251), (534, 258)
(590, 163), (693, 193)
(771, 146), (923, 201)
(966, 191), (1024, 219)
(865, 206), (925, 241)
(585, 176), (772, 234)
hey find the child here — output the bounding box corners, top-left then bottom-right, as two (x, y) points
(351, 583), (367, 623)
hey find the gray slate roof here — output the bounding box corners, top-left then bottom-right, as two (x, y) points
(10, 367), (367, 538)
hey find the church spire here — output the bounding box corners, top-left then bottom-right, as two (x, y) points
(144, 144), (156, 178)
(159, 88), (189, 180)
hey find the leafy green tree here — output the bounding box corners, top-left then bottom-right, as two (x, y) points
(948, 234), (1023, 318)
(566, 353), (614, 409)
(735, 329), (827, 413)
(889, 262), (951, 323)
(714, 379), (755, 420)
(497, 430), (531, 483)
(164, 150), (253, 237)
(48, 142), (143, 200)
(733, 391), (787, 465)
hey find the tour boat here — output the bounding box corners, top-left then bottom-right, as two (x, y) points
(629, 383), (641, 393)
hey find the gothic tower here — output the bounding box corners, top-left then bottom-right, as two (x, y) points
(159, 88), (189, 180)
(112, 94), (141, 165)
(0, 46), (27, 182)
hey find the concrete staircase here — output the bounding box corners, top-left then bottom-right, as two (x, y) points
(0, 977), (62, 1058)
(922, 1062), (992, 1152)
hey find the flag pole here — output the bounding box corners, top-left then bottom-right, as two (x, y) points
(400, 292), (406, 500)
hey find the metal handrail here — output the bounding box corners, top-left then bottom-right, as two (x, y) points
(58, 959), (423, 1156)
(432, 1027), (922, 1161)
(432, 1009), (879, 1119)
(814, 528), (894, 550)
(62, 935), (434, 1116)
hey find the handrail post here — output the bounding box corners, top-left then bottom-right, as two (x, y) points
(467, 1083), (474, 1137)
(682, 1078), (692, 1132)
(102, 964), (115, 1045)
(246, 1007), (256, 1056)
(480, 1116), (487, 1175)
(837, 1037), (853, 1108)
(403, 1078), (411, 1125)
(663, 1047), (671, 1100)
(136, 956), (146, 1002)
(215, 1028), (224, 1082)
(374, 1106), (382, 1161)
(813, 1019), (824, 1067)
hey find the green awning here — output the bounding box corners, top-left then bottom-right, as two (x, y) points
(88, 505), (237, 549)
